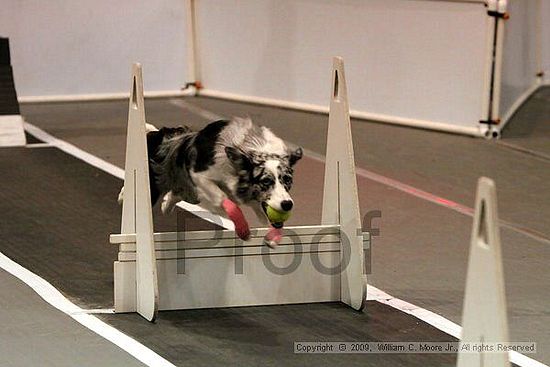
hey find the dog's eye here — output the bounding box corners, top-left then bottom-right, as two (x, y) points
(282, 175), (292, 185)
(260, 177), (274, 186)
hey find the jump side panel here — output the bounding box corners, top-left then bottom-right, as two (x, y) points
(114, 252), (341, 312)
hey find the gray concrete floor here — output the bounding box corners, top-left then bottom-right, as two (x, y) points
(0, 140), (461, 367)
(0, 269), (145, 367)
(17, 89), (550, 365)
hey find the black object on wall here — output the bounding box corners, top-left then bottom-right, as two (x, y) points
(0, 37), (20, 115)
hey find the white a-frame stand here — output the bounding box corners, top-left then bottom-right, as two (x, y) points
(119, 64), (159, 321)
(457, 177), (510, 367)
(110, 58), (368, 321)
(322, 57), (367, 310)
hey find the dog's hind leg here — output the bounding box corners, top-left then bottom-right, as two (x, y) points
(161, 191), (181, 214)
(145, 123), (159, 132)
(117, 184), (159, 205)
(117, 174), (160, 206)
(117, 187), (124, 204)
(116, 124), (161, 206)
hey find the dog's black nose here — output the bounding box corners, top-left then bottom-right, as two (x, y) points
(281, 200), (293, 211)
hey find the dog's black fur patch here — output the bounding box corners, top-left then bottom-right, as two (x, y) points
(147, 126), (192, 204)
(147, 130), (166, 204)
(192, 120), (229, 172)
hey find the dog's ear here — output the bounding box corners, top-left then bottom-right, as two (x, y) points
(289, 147), (303, 166)
(225, 146), (251, 168)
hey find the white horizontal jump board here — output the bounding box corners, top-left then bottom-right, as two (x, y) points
(118, 242), (343, 261)
(110, 224), (346, 244)
(117, 233), (344, 252)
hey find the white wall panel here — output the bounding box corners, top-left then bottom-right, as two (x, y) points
(499, 0), (540, 123)
(196, 0), (487, 131)
(0, 1), (187, 97)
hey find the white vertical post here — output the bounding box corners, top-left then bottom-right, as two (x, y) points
(480, 0), (497, 137)
(490, 0), (508, 135)
(534, 0), (543, 81)
(457, 177), (509, 367)
(120, 63), (159, 322)
(480, 0), (508, 138)
(321, 57), (367, 311)
(185, 0), (201, 90)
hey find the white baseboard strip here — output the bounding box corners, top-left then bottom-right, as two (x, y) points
(18, 89), (194, 104)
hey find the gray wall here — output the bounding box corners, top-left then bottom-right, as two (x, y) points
(196, 0), (488, 130)
(3, 0), (547, 133)
(0, 0), (187, 97)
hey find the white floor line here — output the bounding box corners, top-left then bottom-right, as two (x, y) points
(24, 122), (125, 180)
(367, 285), (546, 367)
(172, 97), (548, 367)
(0, 251), (176, 367)
(172, 99), (223, 121)
(170, 98), (550, 246)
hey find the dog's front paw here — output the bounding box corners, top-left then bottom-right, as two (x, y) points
(117, 187), (124, 204)
(161, 200), (171, 214)
(222, 199), (250, 240)
(264, 226), (283, 248)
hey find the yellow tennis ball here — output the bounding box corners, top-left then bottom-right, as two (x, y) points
(266, 205), (291, 223)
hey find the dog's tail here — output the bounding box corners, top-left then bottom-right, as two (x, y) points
(146, 123), (159, 133)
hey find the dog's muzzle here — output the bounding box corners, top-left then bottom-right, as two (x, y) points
(261, 202), (284, 228)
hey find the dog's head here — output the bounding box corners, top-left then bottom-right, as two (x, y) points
(225, 146), (303, 214)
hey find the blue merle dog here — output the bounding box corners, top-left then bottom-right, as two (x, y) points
(118, 117), (302, 241)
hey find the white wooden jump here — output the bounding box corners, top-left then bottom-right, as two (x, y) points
(110, 58), (369, 321)
(457, 177), (510, 367)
